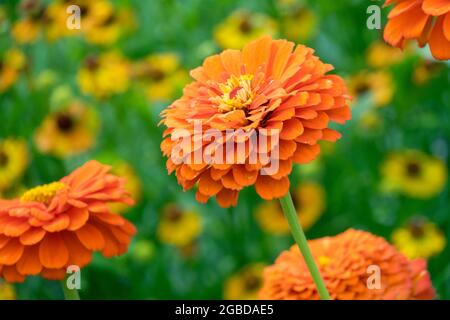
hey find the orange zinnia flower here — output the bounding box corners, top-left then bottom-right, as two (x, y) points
(259, 229), (435, 300)
(383, 0), (450, 60)
(160, 36), (351, 208)
(0, 160), (136, 283)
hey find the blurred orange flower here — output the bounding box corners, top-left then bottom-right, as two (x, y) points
(259, 229), (435, 300)
(160, 36), (351, 208)
(383, 0), (450, 60)
(0, 161), (136, 283)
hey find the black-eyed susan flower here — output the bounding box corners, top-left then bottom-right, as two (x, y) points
(34, 101), (99, 157)
(224, 263), (266, 300)
(381, 150), (447, 199)
(45, 0), (112, 41)
(392, 217), (446, 260)
(131, 53), (189, 101)
(85, 7), (135, 46)
(0, 139), (28, 193)
(214, 10), (278, 49)
(255, 182), (325, 235)
(366, 41), (406, 69)
(11, 0), (44, 44)
(77, 52), (130, 98)
(278, 4), (317, 43)
(0, 48), (26, 93)
(157, 204), (202, 247)
(348, 70), (394, 107)
(0, 281), (15, 300)
(260, 229), (435, 300)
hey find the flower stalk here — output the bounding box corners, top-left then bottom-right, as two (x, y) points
(61, 279), (80, 300)
(279, 191), (332, 300)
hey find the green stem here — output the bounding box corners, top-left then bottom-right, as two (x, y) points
(279, 191), (332, 300)
(60, 279), (80, 300)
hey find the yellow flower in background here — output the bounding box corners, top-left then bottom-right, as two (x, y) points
(109, 161), (142, 214)
(223, 264), (266, 300)
(11, 18), (40, 44)
(0, 48), (26, 93)
(214, 10), (277, 49)
(45, 0), (113, 41)
(85, 8), (136, 45)
(413, 59), (445, 86)
(255, 182), (325, 235)
(0, 138), (28, 193)
(34, 101), (99, 157)
(77, 52), (130, 98)
(0, 281), (16, 300)
(348, 70), (394, 108)
(131, 53), (189, 101)
(157, 204), (202, 247)
(131, 240), (155, 263)
(280, 6), (317, 42)
(11, 0), (45, 43)
(366, 41), (406, 68)
(381, 150), (447, 199)
(392, 218), (446, 260)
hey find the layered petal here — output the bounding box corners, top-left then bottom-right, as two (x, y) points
(160, 36), (351, 207)
(0, 161), (136, 283)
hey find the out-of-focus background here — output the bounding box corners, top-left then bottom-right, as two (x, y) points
(0, 0), (449, 300)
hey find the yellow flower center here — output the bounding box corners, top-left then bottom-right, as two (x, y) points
(21, 182), (66, 204)
(214, 74), (254, 113)
(318, 255), (331, 267)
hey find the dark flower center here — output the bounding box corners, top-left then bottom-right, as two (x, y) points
(56, 113), (75, 133)
(101, 14), (116, 27)
(84, 56), (99, 71)
(406, 161), (421, 177)
(409, 219), (425, 238)
(166, 207), (183, 222)
(354, 82), (370, 95)
(147, 67), (166, 82)
(0, 150), (8, 167)
(79, 4), (89, 17)
(244, 275), (261, 291)
(293, 8), (308, 19)
(239, 18), (252, 34)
